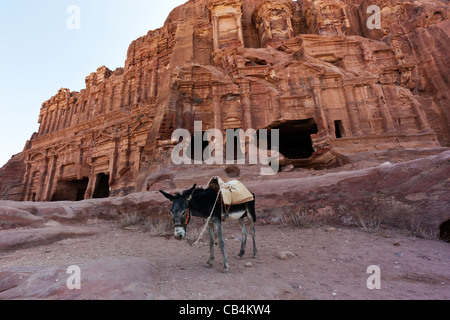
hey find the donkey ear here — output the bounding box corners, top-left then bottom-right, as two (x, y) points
(186, 184), (197, 200)
(159, 190), (176, 201)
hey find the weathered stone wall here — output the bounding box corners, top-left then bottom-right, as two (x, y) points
(0, 153), (26, 201)
(1, 0), (448, 202)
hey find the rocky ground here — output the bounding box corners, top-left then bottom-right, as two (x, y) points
(0, 150), (449, 300)
(0, 220), (449, 300)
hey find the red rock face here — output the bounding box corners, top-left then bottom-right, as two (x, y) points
(1, 0), (448, 202)
(0, 153), (26, 201)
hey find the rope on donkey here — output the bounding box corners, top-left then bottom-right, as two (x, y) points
(187, 189), (222, 247)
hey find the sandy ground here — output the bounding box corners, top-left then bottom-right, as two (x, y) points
(1, 219), (449, 300)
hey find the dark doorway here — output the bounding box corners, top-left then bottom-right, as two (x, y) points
(268, 118), (318, 159)
(93, 173), (110, 199)
(439, 220), (450, 242)
(334, 120), (344, 139)
(226, 129), (246, 162)
(188, 131), (210, 162)
(51, 178), (89, 202)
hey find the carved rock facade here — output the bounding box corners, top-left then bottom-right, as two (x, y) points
(1, 0), (448, 202)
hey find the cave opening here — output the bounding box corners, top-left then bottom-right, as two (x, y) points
(51, 178), (89, 202)
(92, 173), (110, 199)
(268, 118), (318, 159)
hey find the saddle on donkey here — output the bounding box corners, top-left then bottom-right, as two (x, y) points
(206, 176), (254, 220)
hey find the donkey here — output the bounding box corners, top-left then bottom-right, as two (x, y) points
(160, 184), (257, 273)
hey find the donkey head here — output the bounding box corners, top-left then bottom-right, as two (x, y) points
(159, 184), (196, 240)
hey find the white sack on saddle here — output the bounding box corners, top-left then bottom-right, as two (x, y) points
(207, 176), (254, 206)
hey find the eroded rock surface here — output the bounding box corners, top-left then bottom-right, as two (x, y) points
(0, 0), (448, 203)
(0, 257), (162, 300)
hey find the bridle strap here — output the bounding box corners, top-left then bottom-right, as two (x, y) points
(185, 206), (190, 226)
(174, 200), (191, 228)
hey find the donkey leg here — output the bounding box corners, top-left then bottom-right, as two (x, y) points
(238, 216), (247, 258)
(206, 222), (215, 268)
(249, 214), (258, 259)
(214, 221), (229, 273)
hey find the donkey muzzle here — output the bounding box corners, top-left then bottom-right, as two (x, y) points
(174, 226), (186, 240)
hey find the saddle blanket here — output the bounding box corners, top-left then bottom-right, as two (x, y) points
(206, 176), (254, 206)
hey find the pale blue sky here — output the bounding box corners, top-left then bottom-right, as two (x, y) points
(0, 0), (186, 167)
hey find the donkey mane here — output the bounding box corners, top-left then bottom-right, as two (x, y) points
(191, 187), (215, 198)
(173, 186), (215, 199)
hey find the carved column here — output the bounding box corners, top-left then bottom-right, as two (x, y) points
(54, 107), (62, 131)
(62, 107), (69, 128)
(410, 98), (431, 132)
(109, 85), (116, 111)
(86, 90), (93, 120)
(39, 112), (48, 136)
(109, 138), (119, 186)
(133, 146), (143, 183)
(119, 78), (126, 109)
(212, 15), (220, 51)
(22, 160), (32, 201)
(239, 80), (253, 130)
(69, 100), (77, 127)
(99, 82), (107, 114)
(84, 165), (96, 200)
(42, 155), (57, 201)
(212, 85), (223, 132)
(179, 83), (194, 132)
(235, 12), (245, 48)
(343, 85), (363, 136)
(371, 84), (396, 133)
(35, 156), (47, 201)
(310, 77), (330, 136)
(150, 62), (158, 103)
(46, 110), (54, 134)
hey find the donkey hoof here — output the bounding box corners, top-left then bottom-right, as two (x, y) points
(223, 268), (230, 274)
(205, 262), (213, 269)
(253, 254), (258, 259)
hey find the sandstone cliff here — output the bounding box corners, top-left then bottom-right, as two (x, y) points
(0, 0), (448, 202)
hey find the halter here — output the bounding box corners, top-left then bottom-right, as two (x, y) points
(174, 199), (191, 228)
(184, 204), (191, 226)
